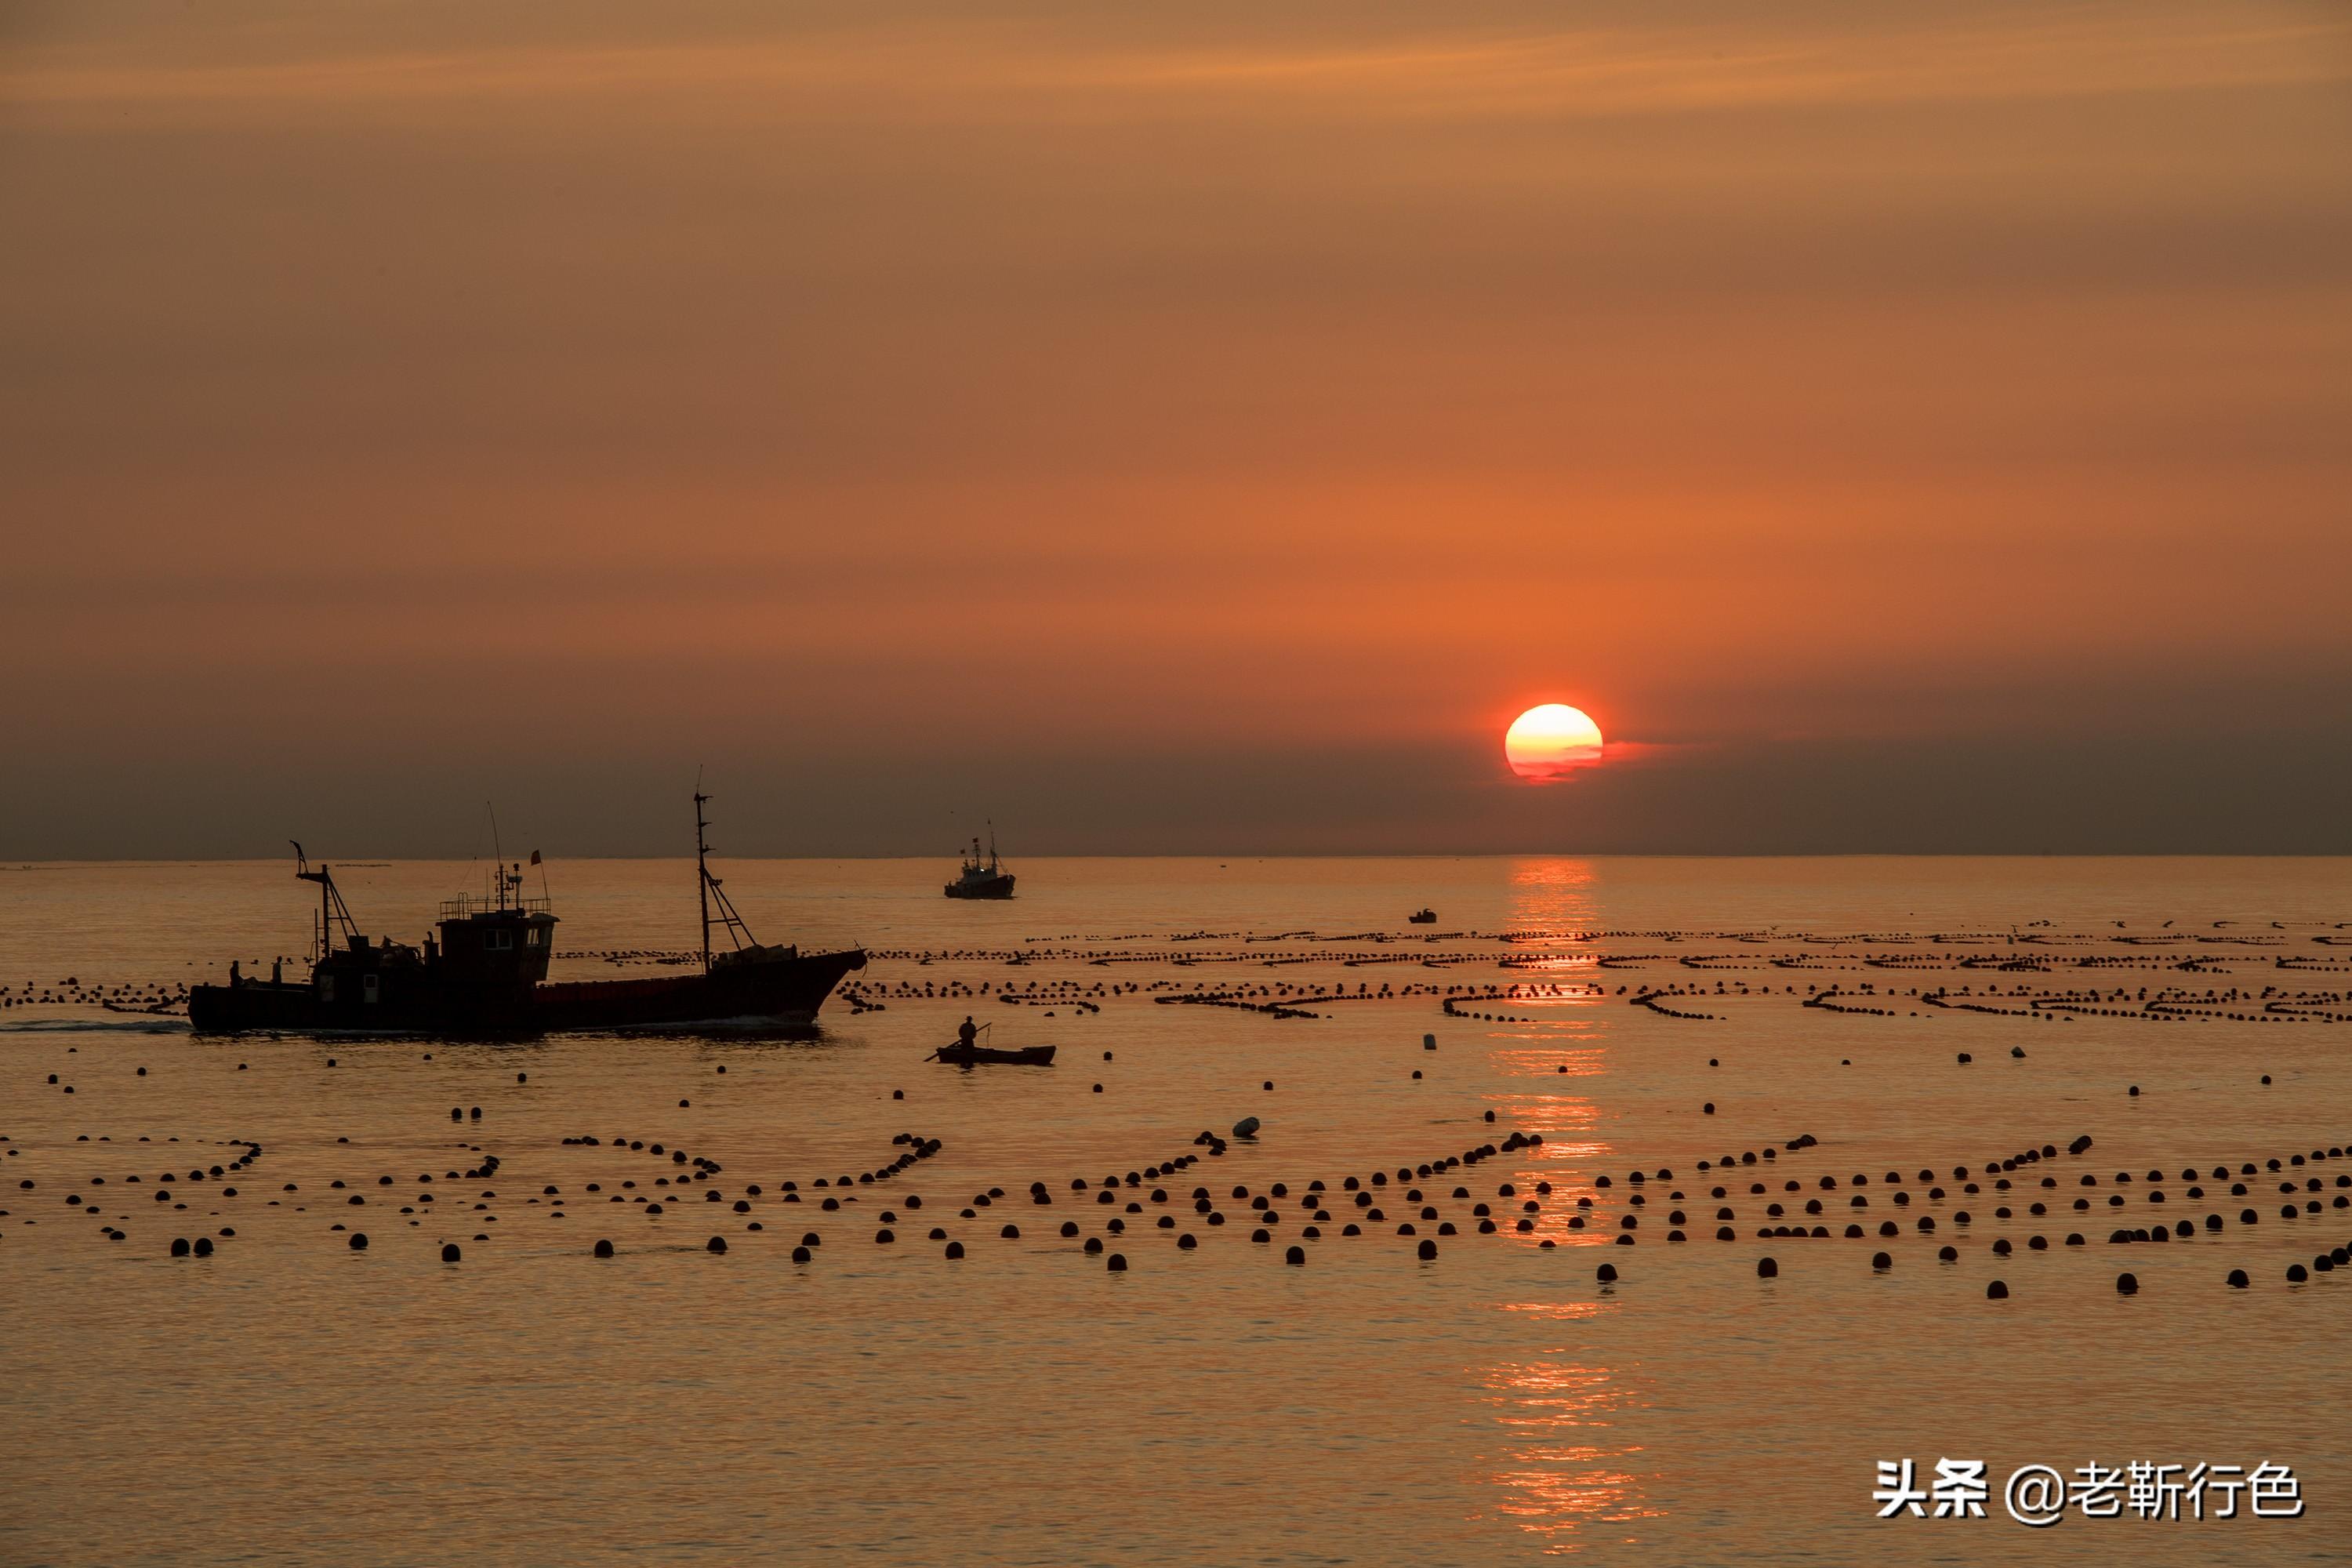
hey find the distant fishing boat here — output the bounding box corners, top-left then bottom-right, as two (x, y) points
(187, 792), (865, 1035)
(1408, 907), (1437, 924)
(945, 823), (1016, 899)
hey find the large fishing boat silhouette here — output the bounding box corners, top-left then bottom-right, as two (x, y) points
(186, 793), (865, 1035)
(944, 824), (1015, 899)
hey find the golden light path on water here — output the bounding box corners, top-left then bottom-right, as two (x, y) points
(1482, 1315), (1662, 1555)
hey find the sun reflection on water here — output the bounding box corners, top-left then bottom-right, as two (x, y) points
(1476, 1305), (1666, 1553)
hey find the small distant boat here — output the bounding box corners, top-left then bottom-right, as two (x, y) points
(1408, 907), (1437, 924)
(929, 1041), (1056, 1066)
(945, 823), (1016, 899)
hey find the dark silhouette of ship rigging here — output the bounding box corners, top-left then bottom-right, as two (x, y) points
(187, 793), (865, 1034)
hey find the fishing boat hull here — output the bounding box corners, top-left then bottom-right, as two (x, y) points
(931, 1042), (1056, 1065)
(944, 873), (1016, 899)
(535, 946), (868, 1031)
(189, 947), (867, 1036)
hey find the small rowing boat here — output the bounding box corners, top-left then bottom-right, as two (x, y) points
(929, 1042), (1057, 1066)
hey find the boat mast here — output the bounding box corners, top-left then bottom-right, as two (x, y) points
(691, 782), (763, 960)
(291, 840), (358, 963)
(695, 786), (713, 972)
(488, 802), (505, 912)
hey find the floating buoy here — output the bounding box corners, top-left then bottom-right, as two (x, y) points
(1757, 1257), (1778, 1278)
(1284, 1245), (1305, 1265)
(2116, 1272), (2139, 1294)
(1231, 1116), (1260, 1138)
(441, 1243), (462, 1262)
(1871, 1252), (1891, 1269)
(1106, 1252), (1127, 1272)
(1416, 1239), (1438, 1261)
(169, 1237), (190, 1257)
(349, 1233), (369, 1250)
(1703, 1102), (1715, 1115)
(192, 1237), (214, 1257)
(2287, 1263), (2307, 1282)
(1423, 1035), (1436, 1051)
(1986, 1279), (2009, 1299)
(593, 1239), (613, 1258)
(706, 1236), (728, 1254)
(1597, 1263), (1617, 1283)
(793, 1245), (812, 1262)
(2226, 1269), (2249, 1288)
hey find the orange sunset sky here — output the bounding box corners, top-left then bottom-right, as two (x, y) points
(3, 0), (2348, 857)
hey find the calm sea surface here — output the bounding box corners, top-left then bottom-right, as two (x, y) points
(3, 856), (2348, 1566)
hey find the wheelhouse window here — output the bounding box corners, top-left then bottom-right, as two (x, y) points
(486, 929), (514, 951)
(362, 974), (380, 1004)
(320, 975), (336, 1003)
(526, 927), (546, 948)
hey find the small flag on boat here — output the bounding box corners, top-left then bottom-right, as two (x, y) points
(529, 849), (541, 866)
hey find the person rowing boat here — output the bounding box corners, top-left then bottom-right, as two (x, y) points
(927, 1019), (1056, 1065)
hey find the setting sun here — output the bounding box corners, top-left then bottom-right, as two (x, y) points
(1504, 704), (1605, 781)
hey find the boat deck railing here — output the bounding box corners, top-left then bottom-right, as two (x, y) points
(438, 895), (554, 919)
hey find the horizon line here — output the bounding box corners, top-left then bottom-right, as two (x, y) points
(7, 849), (2352, 868)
